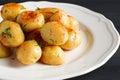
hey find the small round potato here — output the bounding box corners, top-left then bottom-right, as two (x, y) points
(40, 46), (65, 65)
(26, 29), (48, 48)
(16, 40), (42, 65)
(1, 3), (26, 21)
(50, 10), (70, 28)
(69, 16), (80, 31)
(60, 29), (82, 50)
(40, 21), (68, 45)
(0, 42), (11, 58)
(36, 8), (59, 22)
(0, 20), (25, 47)
(16, 11), (45, 32)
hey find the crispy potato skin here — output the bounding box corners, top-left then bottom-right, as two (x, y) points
(50, 10), (70, 28)
(0, 42), (11, 58)
(68, 16), (80, 31)
(1, 3), (26, 21)
(60, 29), (82, 50)
(40, 46), (65, 65)
(16, 40), (42, 65)
(40, 21), (68, 45)
(36, 8), (59, 22)
(0, 20), (25, 47)
(16, 11), (45, 32)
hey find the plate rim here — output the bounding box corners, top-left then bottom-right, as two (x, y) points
(0, 1), (120, 80)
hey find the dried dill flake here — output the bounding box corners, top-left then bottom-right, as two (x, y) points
(1, 27), (12, 38)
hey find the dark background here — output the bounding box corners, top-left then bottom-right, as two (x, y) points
(0, 0), (120, 80)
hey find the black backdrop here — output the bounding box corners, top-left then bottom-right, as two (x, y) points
(0, 0), (120, 80)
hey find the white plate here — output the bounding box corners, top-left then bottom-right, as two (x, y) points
(0, 1), (119, 80)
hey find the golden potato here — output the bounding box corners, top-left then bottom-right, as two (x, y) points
(60, 29), (82, 50)
(68, 16), (80, 31)
(50, 10), (70, 28)
(0, 20), (25, 47)
(16, 40), (42, 65)
(40, 21), (68, 45)
(0, 5), (83, 66)
(16, 11), (45, 32)
(36, 8), (59, 22)
(0, 42), (11, 58)
(26, 29), (48, 48)
(40, 46), (65, 65)
(1, 3), (26, 21)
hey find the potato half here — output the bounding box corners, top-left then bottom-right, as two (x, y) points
(0, 20), (25, 47)
(40, 46), (65, 65)
(16, 11), (45, 32)
(40, 21), (68, 45)
(16, 40), (42, 65)
(1, 3), (26, 21)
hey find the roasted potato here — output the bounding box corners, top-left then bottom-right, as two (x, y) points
(1, 3), (26, 21)
(50, 10), (70, 28)
(36, 8), (59, 22)
(16, 40), (42, 65)
(60, 29), (82, 50)
(0, 4), (83, 66)
(40, 46), (65, 65)
(68, 16), (80, 31)
(16, 11), (45, 32)
(0, 42), (11, 58)
(40, 21), (68, 45)
(0, 20), (25, 47)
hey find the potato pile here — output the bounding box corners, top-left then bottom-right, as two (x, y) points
(0, 3), (82, 65)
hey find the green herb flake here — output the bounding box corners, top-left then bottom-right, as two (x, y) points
(21, 6), (26, 10)
(38, 43), (43, 48)
(22, 24), (27, 29)
(15, 15), (18, 21)
(1, 27), (12, 38)
(34, 42), (43, 48)
(34, 57), (37, 59)
(49, 39), (56, 43)
(51, 12), (55, 14)
(57, 54), (60, 57)
(31, 14), (35, 18)
(4, 9), (8, 13)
